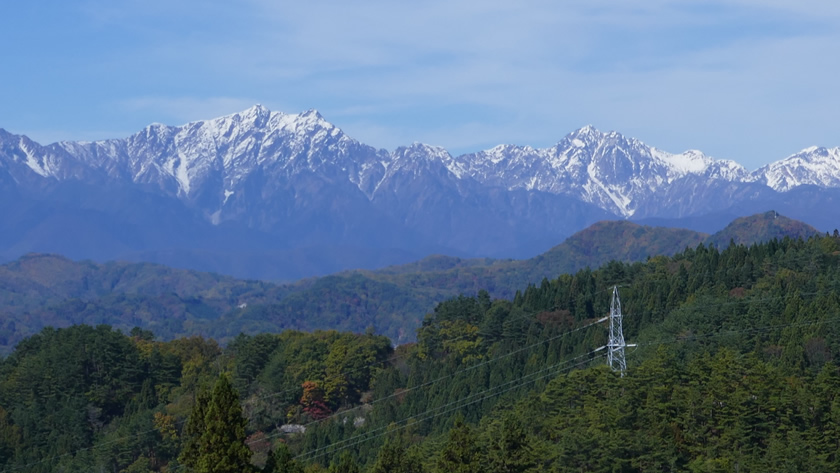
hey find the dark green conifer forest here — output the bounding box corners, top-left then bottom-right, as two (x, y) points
(2, 233), (840, 472)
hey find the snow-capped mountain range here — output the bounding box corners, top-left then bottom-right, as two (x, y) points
(1, 105), (839, 279)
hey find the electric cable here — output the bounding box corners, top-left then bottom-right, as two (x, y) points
(295, 350), (607, 464)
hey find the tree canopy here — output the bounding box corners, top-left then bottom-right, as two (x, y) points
(1, 232), (840, 471)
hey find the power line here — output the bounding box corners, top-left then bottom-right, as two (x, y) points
(0, 289), (611, 473)
(246, 285), (614, 405)
(632, 313), (840, 351)
(10, 246), (826, 471)
(250, 315), (608, 446)
(4, 251), (838, 472)
(295, 350), (607, 464)
(295, 311), (840, 465)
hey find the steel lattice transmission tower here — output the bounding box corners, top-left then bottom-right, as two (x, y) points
(607, 285), (630, 376)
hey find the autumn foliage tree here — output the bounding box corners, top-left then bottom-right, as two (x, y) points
(300, 381), (331, 420)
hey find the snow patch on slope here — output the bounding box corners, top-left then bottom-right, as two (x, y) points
(756, 147), (840, 191)
(20, 139), (50, 177)
(4, 108), (840, 223)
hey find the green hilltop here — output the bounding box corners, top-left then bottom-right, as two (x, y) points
(705, 210), (821, 248)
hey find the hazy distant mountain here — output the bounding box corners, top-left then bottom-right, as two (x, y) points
(0, 212), (817, 353)
(1, 106), (839, 279)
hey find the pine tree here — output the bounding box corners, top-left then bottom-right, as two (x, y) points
(370, 431), (426, 473)
(436, 415), (479, 473)
(179, 388), (211, 469)
(482, 412), (537, 473)
(370, 435), (404, 473)
(180, 374), (254, 473)
(328, 450), (360, 473)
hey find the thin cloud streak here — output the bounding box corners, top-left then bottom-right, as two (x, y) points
(0, 0), (838, 169)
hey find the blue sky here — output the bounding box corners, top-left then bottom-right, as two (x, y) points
(2, 0), (838, 170)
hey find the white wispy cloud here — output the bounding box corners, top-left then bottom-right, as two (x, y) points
(3, 0), (838, 168)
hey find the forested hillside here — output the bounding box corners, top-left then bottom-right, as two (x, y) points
(0, 219), (702, 353)
(344, 219), (709, 300)
(2, 232), (839, 471)
(0, 212), (814, 353)
(0, 254), (290, 353)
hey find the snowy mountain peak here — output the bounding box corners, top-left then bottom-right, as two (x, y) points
(393, 143), (453, 166)
(184, 106), (337, 140)
(651, 148), (711, 174)
(755, 146), (840, 191)
(300, 108), (323, 119)
(448, 126), (755, 217)
(406, 142), (448, 154)
(565, 125), (606, 147)
(241, 103), (271, 124)
(247, 103), (269, 114)
(217, 103), (269, 120)
(1, 107), (838, 228)
(571, 124), (600, 136)
(267, 108), (340, 138)
(145, 122), (170, 132)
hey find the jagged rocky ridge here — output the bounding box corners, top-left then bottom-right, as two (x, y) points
(1, 105), (838, 279)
